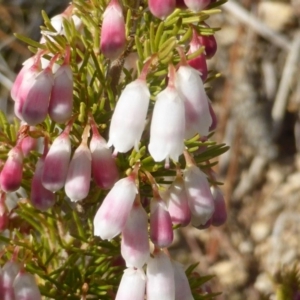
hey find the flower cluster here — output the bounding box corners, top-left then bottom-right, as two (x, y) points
(0, 0), (227, 298)
(0, 259), (41, 300)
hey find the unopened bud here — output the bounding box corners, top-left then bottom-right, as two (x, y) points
(149, 0), (176, 19)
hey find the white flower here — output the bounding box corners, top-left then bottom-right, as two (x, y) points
(175, 65), (212, 139)
(108, 79), (150, 153)
(148, 86), (185, 163)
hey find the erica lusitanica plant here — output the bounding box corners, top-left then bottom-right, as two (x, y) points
(0, 0), (229, 299)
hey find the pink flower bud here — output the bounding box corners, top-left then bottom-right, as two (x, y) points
(0, 193), (8, 231)
(172, 261), (194, 300)
(188, 29), (208, 82)
(93, 175), (137, 240)
(11, 57), (35, 102)
(198, 25), (217, 59)
(150, 198), (173, 248)
(0, 261), (20, 299)
(211, 186), (227, 226)
(175, 65), (212, 139)
(48, 64), (73, 123)
(0, 145), (23, 193)
(90, 134), (119, 189)
(115, 268), (146, 300)
(121, 204), (150, 268)
(147, 251), (175, 300)
(167, 176), (191, 227)
(42, 132), (71, 192)
(22, 67), (54, 125)
(31, 157), (56, 211)
(100, 0), (126, 60)
(13, 271), (41, 300)
(184, 165), (214, 226)
(65, 142), (92, 202)
(149, 0), (176, 19)
(149, 78), (185, 164)
(108, 79), (150, 153)
(184, 0), (211, 12)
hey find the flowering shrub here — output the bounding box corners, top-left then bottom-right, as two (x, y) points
(0, 0), (228, 299)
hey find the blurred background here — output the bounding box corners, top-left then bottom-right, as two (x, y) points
(0, 0), (300, 299)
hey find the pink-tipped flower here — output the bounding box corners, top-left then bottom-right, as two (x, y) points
(0, 261), (20, 299)
(42, 131), (71, 192)
(115, 268), (146, 300)
(100, 0), (126, 60)
(90, 131), (119, 190)
(65, 140), (92, 202)
(121, 203), (150, 268)
(149, 0), (176, 19)
(150, 197), (173, 248)
(0, 193), (8, 231)
(211, 186), (227, 226)
(0, 145), (23, 193)
(175, 63), (212, 139)
(184, 165), (215, 226)
(93, 174), (138, 240)
(167, 175), (191, 227)
(13, 271), (41, 300)
(11, 57), (35, 102)
(188, 29), (208, 82)
(31, 156), (56, 211)
(172, 261), (195, 300)
(149, 65), (185, 165)
(146, 251), (175, 300)
(48, 64), (73, 124)
(184, 0), (211, 12)
(21, 66), (54, 125)
(108, 78), (150, 153)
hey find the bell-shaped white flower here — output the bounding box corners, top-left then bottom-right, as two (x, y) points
(93, 175), (138, 240)
(115, 268), (146, 300)
(146, 251), (175, 300)
(121, 203), (150, 268)
(184, 165), (214, 226)
(149, 67), (185, 164)
(0, 261), (20, 298)
(108, 78), (150, 153)
(175, 65), (212, 139)
(172, 261), (195, 300)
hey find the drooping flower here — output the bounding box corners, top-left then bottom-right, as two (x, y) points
(150, 197), (174, 248)
(108, 78), (150, 153)
(148, 0), (176, 19)
(90, 120), (119, 189)
(175, 62), (212, 139)
(0, 145), (23, 193)
(64, 139), (92, 202)
(146, 250), (175, 300)
(149, 65), (185, 165)
(31, 155), (56, 211)
(211, 186), (227, 226)
(184, 165), (215, 226)
(198, 23), (218, 59)
(0, 261), (20, 299)
(48, 61), (73, 123)
(167, 175), (191, 226)
(93, 174), (138, 240)
(42, 130), (72, 192)
(172, 261), (195, 300)
(115, 268), (146, 300)
(100, 0), (126, 60)
(121, 203), (150, 268)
